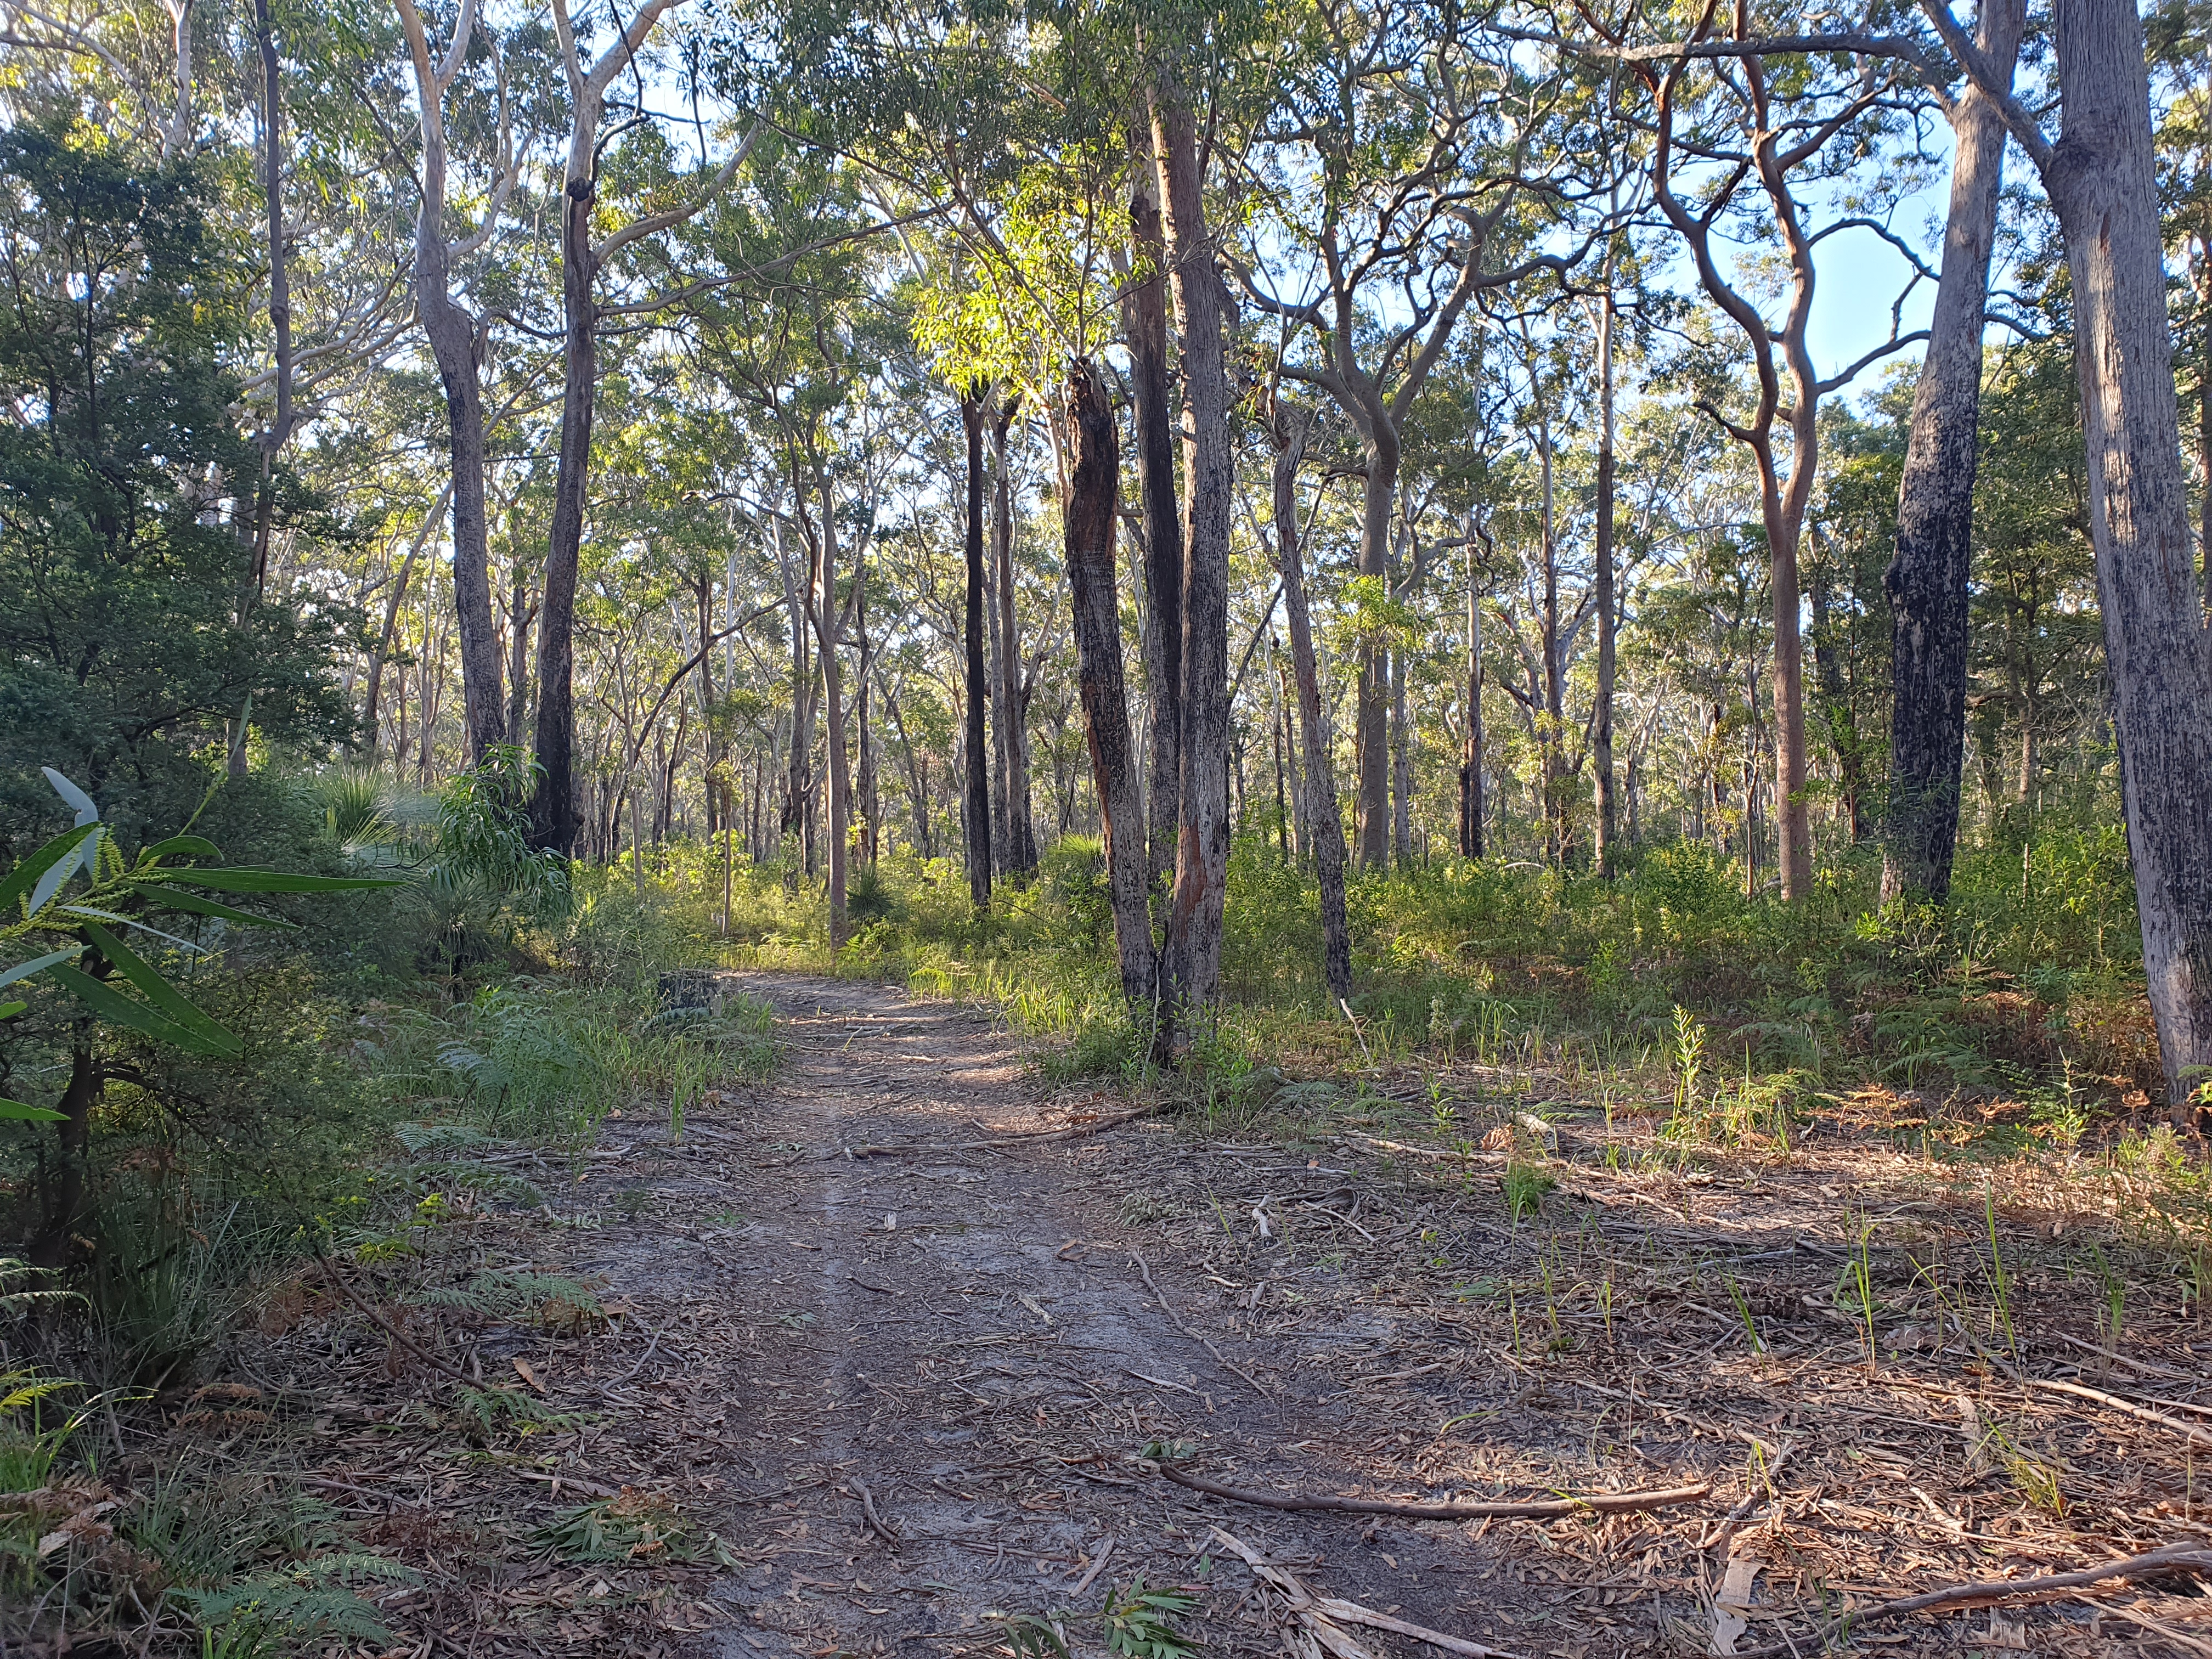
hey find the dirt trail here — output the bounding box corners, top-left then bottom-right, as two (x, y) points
(557, 975), (1594, 1659)
(272, 970), (2198, 1656)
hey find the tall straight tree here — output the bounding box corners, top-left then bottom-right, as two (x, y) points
(1120, 120), (1184, 904)
(1882, 0), (2025, 903)
(393, 0), (516, 766)
(1062, 359), (1154, 1007)
(959, 383), (992, 910)
(1272, 399), (1352, 1001)
(530, 0), (752, 851)
(1925, 0), (2212, 1118)
(1150, 75), (1233, 1017)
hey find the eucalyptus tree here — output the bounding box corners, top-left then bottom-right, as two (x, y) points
(1598, 10), (1934, 899)
(1237, 0), (1601, 867)
(1920, 0), (2212, 1117)
(392, 0), (524, 765)
(527, 0), (759, 855)
(1883, 0), (2026, 902)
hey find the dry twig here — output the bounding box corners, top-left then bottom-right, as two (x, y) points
(1156, 1463), (1710, 1520)
(1210, 1527), (1522, 1659)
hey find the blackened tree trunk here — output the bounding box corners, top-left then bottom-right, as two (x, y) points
(811, 469), (853, 950)
(1883, 0), (2024, 901)
(530, 174), (597, 849)
(960, 386), (993, 911)
(1592, 284), (1619, 873)
(1063, 360), (1156, 1008)
(1273, 402), (1352, 1002)
(991, 394), (1037, 875)
(1152, 83), (1233, 1017)
(1122, 121), (1184, 909)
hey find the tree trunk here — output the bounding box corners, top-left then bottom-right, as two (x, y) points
(1592, 285), (1619, 874)
(529, 177), (597, 847)
(960, 386), (993, 911)
(1273, 404), (1352, 1002)
(1351, 439), (1398, 867)
(2041, 0), (2212, 1117)
(1462, 549), (1485, 859)
(1123, 121), (1184, 910)
(814, 471), (851, 950)
(1882, 0), (2023, 901)
(1152, 83), (1233, 1017)
(1063, 360), (1156, 1009)
(1810, 535), (1871, 844)
(991, 395), (1036, 875)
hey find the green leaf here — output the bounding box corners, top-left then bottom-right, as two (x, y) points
(42, 963), (236, 1057)
(0, 824), (100, 916)
(75, 923), (241, 1057)
(126, 884), (297, 929)
(0, 1097), (67, 1122)
(1, 949), (80, 990)
(155, 867), (401, 894)
(0, 1001), (24, 1019)
(140, 834), (220, 863)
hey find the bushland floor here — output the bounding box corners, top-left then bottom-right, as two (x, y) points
(245, 974), (2210, 1658)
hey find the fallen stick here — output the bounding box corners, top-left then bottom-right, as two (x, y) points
(2029, 1377), (2212, 1452)
(1209, 1527), (1522, 1659)
(849, 1476), (901, 1544)
(1129, 1253), (1269, 1395)
(308, 1249), (475, 1389)
(1158, 1464), (1709, 1520)
(830, 1103), (1175, 1159)
(1700, 1440), (1793, 1553)
(1730, 1542), (2212, 1659)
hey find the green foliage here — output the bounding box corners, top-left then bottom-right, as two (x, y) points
(534, 1488), (731, 1565)
(0, 126), (356, 846)
(171, 1551), (420, 1650)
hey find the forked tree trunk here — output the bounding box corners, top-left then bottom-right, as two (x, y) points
(1063, 361), (1156, 1009)
(1273, 405), (1352, 1002)
(1152, 83), (1234, 1017)
(1883, 0), (2024, 902)
(2040, 0), (2212, 1116)
(1122, 121), (1184, 909)
(960, 387), (993, 911)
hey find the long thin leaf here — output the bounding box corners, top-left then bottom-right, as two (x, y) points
(61, 906), (205, 954)
(76, 924), (241, 1056)
(0, 949), (79, 990)
(28, 827), (99, 917)
(0, 824), (99, 916)
(0, 1097), (66, 1122)
(127, 884), (296, 929)
(157, 867), (400, 894)
(41, 768), (98, 825)
(42, 963), (234, 1057)
(140, 834), (219, 862)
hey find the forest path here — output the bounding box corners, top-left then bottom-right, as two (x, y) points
(558, 974), (1583, 1659)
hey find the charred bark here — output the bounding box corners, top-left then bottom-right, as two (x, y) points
(1883, 0), (2023, 901)
(1063, 360), (1156, 1009)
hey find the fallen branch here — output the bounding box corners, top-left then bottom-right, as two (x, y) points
(1129, 1252), (1268, 1395)
(849, 1475), (901, 1544)
(1157, 1463), (1709, 1520)
(1210, 1527), (1522, 1659)
(1731, 1542), (2212, 1659)
(308, 1248), (474, 1389)
(831, 1102), (1175, 1159)
(2030, 1377), (2212, 1452)
(607, 1325), (664, 1387)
